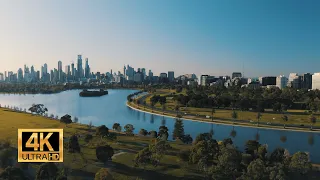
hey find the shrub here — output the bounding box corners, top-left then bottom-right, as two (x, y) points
(96, 125), (109, 138)
(84, 134), (93, 143)
(139, 129), (148, 136)
(95, 168), (113, 180)
(96, 145), (114, 163)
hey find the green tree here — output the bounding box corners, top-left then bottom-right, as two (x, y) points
(210, 146), (242, 180)
(139, 129), (148, 136)
(244, 140), (260, 156)
(96, 125), (109, 139)
(231, 110), (238, 124)
(0, 167), (26, 180)
(84, 134), (93, 143)
(0, 148), (13, 168)
(282, 115), (288, 128)
(143, 100), (146, 110)
(96, 145), (114, 163)
(68, 134), (81, 153)
(28, 104), (48, 116)
(158, 126), (169, 141)
(112, 123), (120, 131)
(162, 104), (166, 114)
(174, 104), (180, 115)
(60, 114), (72, 126)
(148, 130), (158, 138)
(124, 124), (134, 136)
(172, 118), (184, 140)
(95, 168), (114, 180)
(133, 147), (154, 168)
(257, 145), (267, 160)
(240, 159), (268, 180)
(309, 114), (316, 130)
(289, 152), (312, 175)
(270, 148), (285, 163)
(211, 108), (215, 121)
(256, 112), (262, 127)
(35, 163), (59, 180)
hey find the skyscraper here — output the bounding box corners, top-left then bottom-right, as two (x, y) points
(77, 55), (82, 80)
(71, 63), (75, 80)
(58, 61), (62, 81)
(85, 58), (90, 78)
(168, 71), (174, 82)
(18, 68), (23, 82)
(276, 75), (288, 89)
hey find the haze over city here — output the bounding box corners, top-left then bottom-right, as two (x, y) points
(0, 0), (319, 77)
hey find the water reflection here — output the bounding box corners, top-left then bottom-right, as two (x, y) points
(308, 134), (314, 146)
(161, 116), (166, 126)
(280, 136), (287, 143)
(230, 127), (237, 138)
(255, 130), (260, 141)
(150, 114), (154, 124)
(143, 113), (146, 122)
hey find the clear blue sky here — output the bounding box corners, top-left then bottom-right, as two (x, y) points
(0, 0), (319, 77)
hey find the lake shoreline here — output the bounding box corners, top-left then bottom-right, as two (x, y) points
(127, 102), (320, 133)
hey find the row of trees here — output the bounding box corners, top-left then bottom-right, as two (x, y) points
(169, 86), (320, 112)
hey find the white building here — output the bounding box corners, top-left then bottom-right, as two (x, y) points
(276, 75), (288, 89)
(288, 73), (300, 88)
(200, 75), (208, 86)
(312, 73), (320, 90)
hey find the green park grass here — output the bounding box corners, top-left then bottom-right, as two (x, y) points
(0, 108), (199, 180)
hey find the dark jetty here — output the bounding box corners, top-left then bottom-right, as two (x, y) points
(79, 89), (108, 97)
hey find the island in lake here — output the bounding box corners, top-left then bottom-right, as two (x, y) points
(79, 89), (108, 97)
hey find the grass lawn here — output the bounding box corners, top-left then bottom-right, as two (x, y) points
(0, 108), (200, 180)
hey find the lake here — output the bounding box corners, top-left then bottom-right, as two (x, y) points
(0, 89), (319, 163)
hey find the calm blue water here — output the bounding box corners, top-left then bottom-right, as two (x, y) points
(0, 89), (319, 162)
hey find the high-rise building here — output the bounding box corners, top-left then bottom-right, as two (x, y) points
(77, 55), (83, 80)
(168, 71), (174, 82)
(18, 68), (23, 82)
(141, 68), (146, 80)
(232, 72), (242, 79)
(288, 73), (301, 88)
(301, 73), (312, 89)
(36, 71), (40, 81)
(200, 75), (208, 86)
(58, 61), (62, 81)
(123, 65), (126, 77)
(0, 73), (4, 81)
(71, 63), (75, 79)
(262, 76), (276, 86)
(85, 58), (90, 78)
(312, 73), (320, 90)
(160, 73), (167, 78)
(276, 75), (288, 89)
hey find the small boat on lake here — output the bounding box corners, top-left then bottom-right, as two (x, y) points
(79, 89), (108, 97)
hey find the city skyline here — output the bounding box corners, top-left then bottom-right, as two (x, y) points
(0, 1), (319, 77)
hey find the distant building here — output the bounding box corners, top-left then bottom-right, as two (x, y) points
(58, 61), (62, 81)
(200, 75), (208, 86)
(312, 73), (320, 90)
(77, 55), (83, 80)
(288, 73), (301, 88)
(168, 71), (174, 82)
(276, 75), (288, 89)
(18, 68), (23, 82)
(160, 73), (167, 78)
(262, 77), (276, 86)
(0, 73), (4, 81)
(301, 73), (312, 89)
(232, 72), (242, 79)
